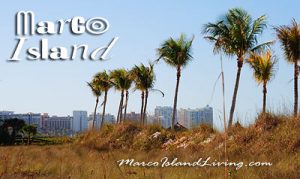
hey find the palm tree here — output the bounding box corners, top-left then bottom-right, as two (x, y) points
(202, 8), (272, 127)
(131, 63), (164, 125)
(87, 79), (102, 129)
(110, 69), (132, 123)
(274, 19), (300, 117)
(247, 51), (277, 113)
(157, 34), (193, 129)
(94, 71), (113, 129)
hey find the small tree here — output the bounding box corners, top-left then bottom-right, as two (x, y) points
(22, 124), (37, 145)
(247, 51), (277, 113)
(0, 118), (25, 145)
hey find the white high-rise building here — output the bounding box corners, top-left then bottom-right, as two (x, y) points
(88, 113), (116, 129)
(154, 106), (175, 128)
(178, 105), (213, 129)
(72, 111), (88, 133)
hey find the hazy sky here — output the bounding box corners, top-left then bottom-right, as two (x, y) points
(0, 0), (299, 129)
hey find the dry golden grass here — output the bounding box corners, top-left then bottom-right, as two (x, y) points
(0, 114), (299, 178)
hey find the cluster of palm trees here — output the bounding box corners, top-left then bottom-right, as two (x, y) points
(203, 8), (300, 128)
(87, 64), (164, 129)
(89, 8), (300, 129)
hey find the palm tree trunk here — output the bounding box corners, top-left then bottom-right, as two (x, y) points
(123, 90), (129, 121)
(27, 133), (30, 145)
(228, 59), (243, 127)
(117, 94), (122, 124)
(140, 91), (145, 124)
(101, 90), (108, 129)
(93, 97), (99, 129)
(263, 82), (267, 114)
(143, 90), (149, 125)
(294, 61), (298, 117)
(119, 90), (125, 123)
(172, 65), (181, 130)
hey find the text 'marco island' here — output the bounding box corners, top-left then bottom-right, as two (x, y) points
(9, 11), (118, 62)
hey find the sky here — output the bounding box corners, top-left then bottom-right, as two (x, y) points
(0, 0), (299, 130)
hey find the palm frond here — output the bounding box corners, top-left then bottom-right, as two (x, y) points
(274, 18), (300, 63)
(150, 88), (165, 97)
(87, 81), (101, 97)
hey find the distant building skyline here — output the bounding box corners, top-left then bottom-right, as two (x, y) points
(1, 104), (213, 133)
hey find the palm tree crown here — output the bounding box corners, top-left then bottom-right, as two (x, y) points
(248, 51), (276, 85)
(274, 19), (300, 64)
(131, 63), (155, 92)
(203, 8), (270, 57)
(157, 34), (193, 68)
(110, 69), (132, 91)
(94, 70), (113, 92)
(87, 79), (102, 98)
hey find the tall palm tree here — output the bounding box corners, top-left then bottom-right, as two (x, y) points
(87, 79), (102, 129)
(157, 34), (193, 129)
(275, 19), (300, 117)
(94, 71), (113, 129)
(131, 63), (164, 125)
(202, 8), (272, 127)
(110, 69), (132, 123)
(247, 51), (277, 113)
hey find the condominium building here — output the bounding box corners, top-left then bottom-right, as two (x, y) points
(45, 116), (72, 130)
(154, 106), (175, 128)
(44, 116), (72, 135)
(40, 113), (49, 129)
(88, 113), (115, 129)
(178, 105), (213, 129)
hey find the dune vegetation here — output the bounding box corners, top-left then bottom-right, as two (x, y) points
(0, 113), (300, 178)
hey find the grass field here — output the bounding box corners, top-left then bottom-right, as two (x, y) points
(0, 113), (300, 179)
